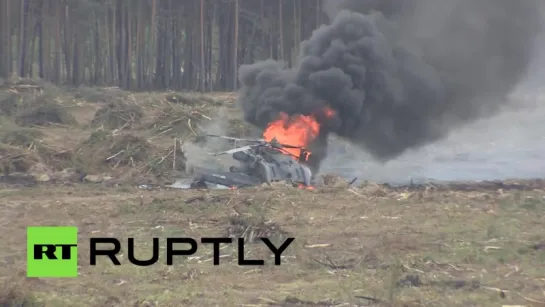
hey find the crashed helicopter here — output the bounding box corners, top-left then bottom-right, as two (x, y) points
(178, 106), (337, 190)
(187, 134), (315, 189)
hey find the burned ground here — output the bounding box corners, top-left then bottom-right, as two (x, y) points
(0, 79), (544, 306)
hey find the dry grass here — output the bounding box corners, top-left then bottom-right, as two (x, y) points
(0, 124), (45, 148)
(0, 143), (43, 175)
(12, 93), (77, 127)
(146, 103), (209, 139)
(91, 101), (144, 130)
(75, 131), (154, 169)
(0, 184), (544, 307)
(0, 81), (241, 182)
(0, 278), (44, 307)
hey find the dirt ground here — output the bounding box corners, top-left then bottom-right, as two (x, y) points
(1, 183), (545, 307)
(1, 79), (545, 307)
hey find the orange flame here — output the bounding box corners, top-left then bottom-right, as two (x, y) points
(298, 183), (315, 190)
(262, 107), (336, 161)
(262, 107), (335, 190)
(263, 113), (319, 160)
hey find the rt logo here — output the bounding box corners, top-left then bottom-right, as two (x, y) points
(27, 226), (78, 278)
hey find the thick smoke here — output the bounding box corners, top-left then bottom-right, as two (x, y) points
(237, 0), (542, 169)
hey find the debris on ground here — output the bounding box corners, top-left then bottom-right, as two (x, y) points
(72, 86), (128, 103)
(319, 174), (350, 187)
(164, 92), (226, 106)
(0, 77), (56, 94)
(269, 296), (342, 306)
(75, 131), (154, 171)
(14, 94), (76, 127)
(147, 104), (211, 139)
(91, 101), (143, 130)
(226, 117), (253, 138)
(0, 122), (44, 148)
(0, 144), (42, 175)
(226, 215), (289, 243)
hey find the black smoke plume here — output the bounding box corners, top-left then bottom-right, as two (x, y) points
(237, 0), (542, 170)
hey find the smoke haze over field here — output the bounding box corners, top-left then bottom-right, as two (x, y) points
(237, 0), (542, 168)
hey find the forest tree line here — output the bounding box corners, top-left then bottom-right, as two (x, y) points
(0, 0), (330, 91)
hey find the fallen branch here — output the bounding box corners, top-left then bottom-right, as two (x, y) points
(111, 122), (129, 135)
(149, 127), (172, 140)
(173, 137), (177, 170)
(304, 243), (331, 248)
(191, 111), (211, 120)
(106, 150), (125, 161)
(158, 150), (173, 164)
(188, 118), (197, 135)
(0, 153), (29, 161)
(140, 150), (173, 170)
(169, 116), (187, 125)
(348, 188), (362, 196)
(516, 292), (545, 304)
(313, 256), (355, 270)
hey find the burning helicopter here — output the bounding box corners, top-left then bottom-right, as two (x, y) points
(177, 106), (337, 190)
(187, 134), (315, 189)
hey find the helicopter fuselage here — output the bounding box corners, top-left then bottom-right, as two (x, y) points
(191, 145), (313, 188)
(234, 146), (313, 185)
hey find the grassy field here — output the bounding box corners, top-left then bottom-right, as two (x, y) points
(0, 79), (544, 306)
(1, 183), (545, 307)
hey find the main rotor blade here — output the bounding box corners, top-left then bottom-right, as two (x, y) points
(278, 143), (306, 149)
(206, 134), (264, 143)
(211, 145), (257, 156)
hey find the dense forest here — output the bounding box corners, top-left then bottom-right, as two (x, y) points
(0, 0), (330, 91)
